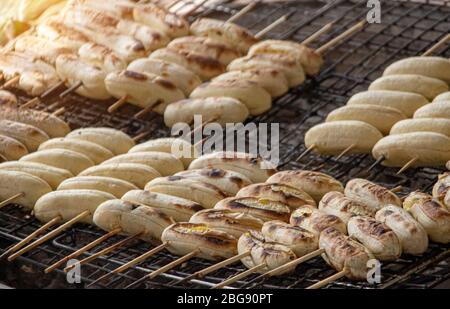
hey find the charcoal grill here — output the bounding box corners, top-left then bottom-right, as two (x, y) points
(1, 0), (450, 289)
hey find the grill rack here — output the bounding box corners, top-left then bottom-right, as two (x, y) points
(1, 0), (450, 289)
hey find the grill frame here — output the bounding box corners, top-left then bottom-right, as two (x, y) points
(1, 0), (450, 289)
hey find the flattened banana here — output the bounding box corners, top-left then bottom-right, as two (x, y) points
(383, 56), (450, 84)
(213, 69), (289, 98)
(93, 199), (173, 244)
(0, 106), (71, 138)
(127, 58), (201, 96)
(372, 132), (450, 167)
(164, 97), (249, 127)
(188, 151), (276, 183)
(175, 168), (252, 196)
(390, 118), (450, 137)
(0, 170), (52, 210)
(346, 90), (429, 118)
(57, 176), (138, 198)
(66, 127), (135, 155)
(0, 134), (28, 160)
(369, 74), (448, 100)
(20, 149), (95, 175)
(145, 176), (226, 209)
(38, 138), (114, 164)
(101, 151), (184, 176)
(79, 163), (160, 189)
(0, 161), (73, 190)
(0, 120), (49, 152)
(128, 137), (196, 168)
(304, 121), (383, 155)
(413, 101), (450, 119)
(122, 190), (204, 222)
(34, 190), (115, 224)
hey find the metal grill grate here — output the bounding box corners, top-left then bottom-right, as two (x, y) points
(1, 0), (450, 289)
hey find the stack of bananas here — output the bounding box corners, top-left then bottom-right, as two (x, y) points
(0, 0), (64, 46)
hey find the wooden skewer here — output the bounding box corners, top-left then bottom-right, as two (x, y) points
(367, 155), (385, 172)
(301, 21), (335, 46)
(133, 131), (149, 142)
(255, 14), (290, 39)
(335, 144), (355, 160)
(0, 192), (24, 209)
(190, 115), (220, 138)
(181, 0), (208, 17)
(8, 211), (90, 261)
(108, 96), (128, 113)
(44, 228), (122, 274)
(212, 262), (266, 289)
(396, 157), (418, 175)
(422, 33), (450, 57)
(296, 144), (316, 162)
(134, 100), (164, 119)
(180, 251), (251, 284)
(0, 217), (61, 259)
(260, 248), (325, 279)
(227, 2), (258, 23)
(306, 268), (348, 289)
(64, 232), (142, 272)
(20, 97), (40, 109)
(125, 249), (198, 289)
(0, 76), (20, 90)
(59, 81), (83, 98)
(87, 242), (169, 288)
(316, 20), (366, 55)
(0, 154), (7, 163)
(167, 0), (183, 10)
(52, 107), (65, 117)
(390, 185), (403, 193)
(40, 81), (65, 99)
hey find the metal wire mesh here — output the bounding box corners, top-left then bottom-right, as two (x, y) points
(1, 0), (450, 289)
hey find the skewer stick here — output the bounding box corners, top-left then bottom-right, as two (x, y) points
(212, 263), (266, 289)
(396, 157), (418, 175)
(0, 76), (20, 90)
(255, 14), (290, 39)
(181, 0), (208, 17)
(64, 232), (142, 272)
(260, 248), (325, 279)
(227, 2), (258, 23)
(190, 115), (219, 137)
(301, 21), (335, 45)
(108, 96), (128, 113)
(40, 81), (65, 99)
(0, 154), (7, 163)
(296, 145), (316, 162)
(133, 131), (149, 142)
(87, 242), (169, 287)
(20, 97), (40, 109)
(44, 228), (122, 274)
(51, 107), (65, 117)
(125, 249), (198, 289)
(335, 144), (355, 160)
(0, 217), (61, 259)
(306, 268), (348, 289)
(316, 20), (366, 55)
(367, 155), (385, 172)
(167, 0), (183, 10)
(59, 81), (82, 98)
(8, 211), (90, 261)
(390, 185), (402, 193)
(422, 33), (450, 56)
(134, 100), (164, 119)
(180, 251), (251, 284)
(0, 192), (24, 209)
